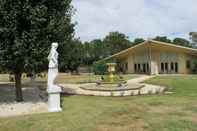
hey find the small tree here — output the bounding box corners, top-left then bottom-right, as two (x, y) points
(192, 60), (197, 74)
(0, 0), (74, 102)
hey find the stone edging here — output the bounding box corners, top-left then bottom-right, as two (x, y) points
(79, 85), (145, 92)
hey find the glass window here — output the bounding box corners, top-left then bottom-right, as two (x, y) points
(125, 63), (128, 70)
(143, 63), (146, 73)
(146, 63), (149, 72)
(138, 64), (141, 71)
(175, 62), (178, 73)
(171, 62), (174, 70)
(161, 63), (164, 72)
(186, 60), (191, 69)
(134, 64), (137, 72)
(165, 63), (168, 71)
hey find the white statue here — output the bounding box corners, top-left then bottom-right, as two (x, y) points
(47, 42), (61, 92)
(47, 42), (62, 112)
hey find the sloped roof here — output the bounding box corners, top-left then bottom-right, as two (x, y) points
(103, 40), (197, 61)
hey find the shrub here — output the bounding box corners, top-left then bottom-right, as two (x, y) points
(93, 61), (107, 75)
(192, 60), (197, 74)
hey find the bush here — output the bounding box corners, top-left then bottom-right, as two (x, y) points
(93, 61), (107, 75)
(192, 60), (197, 74)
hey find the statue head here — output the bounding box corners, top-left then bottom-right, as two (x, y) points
(52, 42), (58, 50)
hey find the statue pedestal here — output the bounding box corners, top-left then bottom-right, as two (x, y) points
(47, 86), (62, 112)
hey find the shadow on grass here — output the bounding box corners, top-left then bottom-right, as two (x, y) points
(0, 82), (47, 104)
(0, 81), (74, 104)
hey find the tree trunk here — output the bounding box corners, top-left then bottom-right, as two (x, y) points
(14, 73), (23, 102)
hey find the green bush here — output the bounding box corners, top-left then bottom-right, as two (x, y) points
(192, 60), (197, 74)
(93, 61), (107, 75)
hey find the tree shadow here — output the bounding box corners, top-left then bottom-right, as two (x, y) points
(0, 83), (47, 104)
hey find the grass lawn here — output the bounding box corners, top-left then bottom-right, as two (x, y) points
(1, 75), (197, 131)
(0, 73), (139, 84)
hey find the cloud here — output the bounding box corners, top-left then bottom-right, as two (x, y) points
(72, 0), (197, 42)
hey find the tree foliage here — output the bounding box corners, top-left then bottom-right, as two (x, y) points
(173, 38), (192, 47)
(190, 32), (197, 43)
(103, 32), (131, 55)
(59, 38), (84, 73)
(133, 38), (145, 45)
(0, 0), (74, 101)
(153, 36), (172, 43)
(93, 61), (107, 75)
(83, 39), (108, 65)
(81, 32), (133, 66)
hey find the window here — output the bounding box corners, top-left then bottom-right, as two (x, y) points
(143, 63), (146, 73)
(186, 60), (191, 69)
(146, 63), (149, 72)
(165, 63), (168, 72)
(171, 62), (174, 70)
(125, 63), (128, 70)
(175, 62), (178, 73)
(161, 63), (164, 72)
(134, 64), (137, 72)
(138, 64), (141, 72)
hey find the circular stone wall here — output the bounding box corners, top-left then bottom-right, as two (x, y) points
(61, 83), (166, 97)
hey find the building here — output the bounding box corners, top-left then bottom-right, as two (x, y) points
(103, 40), (197, 75)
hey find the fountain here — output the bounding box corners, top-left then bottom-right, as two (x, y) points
(106, 63), (116, 83)
(81, 62), (128, 91)
(66, 62), (165, 97)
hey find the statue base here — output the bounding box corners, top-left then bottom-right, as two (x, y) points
(47, 86), (62, 112)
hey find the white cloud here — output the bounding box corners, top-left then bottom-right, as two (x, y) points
(72, 0), (197, 42)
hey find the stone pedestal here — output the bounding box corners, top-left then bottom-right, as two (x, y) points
(47, 86), (62, 112)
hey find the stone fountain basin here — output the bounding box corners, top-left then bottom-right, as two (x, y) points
(61, 82), (166, 97)
(80, 83), (145, 92)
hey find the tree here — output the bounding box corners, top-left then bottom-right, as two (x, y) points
(190, 32), (197, 43)
(173, 38), (192, 47)
(0, 0), (74, 102)
(91, 39), (108, 60)
(103, 32), (132, 55)
(189, 32), (197, 48)
(133, 38), (145, 45)
(83, 39), (109, 65)
(59, 38), (84, 72)
(154, 36), (172, 43)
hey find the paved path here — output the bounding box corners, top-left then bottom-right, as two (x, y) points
(60, 75), (166, 96)
(127, 75), (155, 84)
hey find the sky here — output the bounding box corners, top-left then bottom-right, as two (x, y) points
(72, 0), (197, 42)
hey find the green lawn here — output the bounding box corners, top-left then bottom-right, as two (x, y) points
(1, 75), (197, 131)
(55, 73), (139, 84)
(0, 73), (139, 84)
